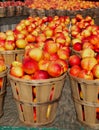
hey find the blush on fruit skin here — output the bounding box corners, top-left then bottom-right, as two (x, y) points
(33, 70), (50, 79)
(92, 64), (99, 79)
(69, 65), (81, 77)
(73, 42), (82, 51)
(10, 66), (24, 78)
(22, 58), (39, 74)
(47, 61), (64, 77)
(69, 55), (81, 67)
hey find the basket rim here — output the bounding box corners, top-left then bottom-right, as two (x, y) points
(8, 72), (67, 84)
(68, 69), (99, 85)
(0, 67), (8, 77)
(71, 47), (81, 54)
(0, 49), (24, 54)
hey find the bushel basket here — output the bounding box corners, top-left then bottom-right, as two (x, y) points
(68, 71), (99, 129)
(0, 49), (24, 66)
(8, 72), (67, 126)
(0, 68), (8, 117)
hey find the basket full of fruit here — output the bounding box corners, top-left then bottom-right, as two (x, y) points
(0, 29), (28, 66)
(68, 46), (99, 129)
(7, 41), (69, 125)
(0, 56), (8, 117)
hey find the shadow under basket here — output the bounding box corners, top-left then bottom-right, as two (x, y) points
(8, 72), (67, 126)
(0, 68), (8, 117)
(68, 71), (99, 129)
(0, 49), (25, 66)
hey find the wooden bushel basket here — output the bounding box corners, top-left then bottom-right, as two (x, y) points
(0, 68), (8, 117)
(0, 7), (6, 18)
(68, 71), (99, 129)
(0, 49), (25, 66)
(71, 48), (81, 57)
(8, 72), (67, 126)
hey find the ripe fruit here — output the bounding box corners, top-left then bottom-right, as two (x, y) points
(28, 47), (43, 62)
(47, 61), (64, 77)
(81, 57), (98, 71)
(92, 64), (99, 79)
(73, 42), (82, 51)
(22, 58), (39, 74)
(44, 39), (58, 54)
(69, 55), (81, 67)
(16, 39), (28, 49)
(81, 48), (95, 58)
(10, 66), (24, 78)
(33, 70), (50, 79)
(78, 70), (93, 80)
(69, 65), (81, 77)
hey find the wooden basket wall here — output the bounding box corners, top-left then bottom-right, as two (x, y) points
(71, 48), (81, 57)
(0, 7), (6, 18)
(0, 49), (25, 66)
(8, 72), (67, 126)
(0, 68), (8, 117)
(68, 72), (99, 129)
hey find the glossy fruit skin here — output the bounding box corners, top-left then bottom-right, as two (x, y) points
(47, 61), (64, 77)
(22, 58), (39, 74)
(92, 64), (99, 79)
(69, 55), (81, 67)
(69, 65), (81, 77)
(33, 70), (50, 79)
(73, 42), (82, 51)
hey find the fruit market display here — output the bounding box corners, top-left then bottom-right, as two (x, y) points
(71, 14), (99, 56)
(28, 0), (99, 10)
(0, 1), (30, 17)
(8, 16), (71, 79)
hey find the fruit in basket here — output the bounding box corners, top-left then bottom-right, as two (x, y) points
(38, 59), (50, 71)
(92, 64), (99, 79)
(23, 57), (39, 74)
(4, 40), (15, 50)
(81, 48), (95, 58)
(81, 57), (98, 71)
(47, 61), (64, 77)
(33, 70), (50, 79)
(11, 61), (23, 67)
(10, 66), (24, 78)
(78, 70), (93, 80)
(73, 42), (82, 51)
(15, 33), (26, 40)
(25, 34), (36, 43)
(16, 39), (28, 49)
(57, 48), (70, 60)
(82, 42), (94, 50)
(0, 56), (6, 72)
(0, 32), (6, 40)
(69, 65), (81, 77)
(56, 59), (68, 72)
(21, 75), (32, 80)
(44, 39), (58, 54)
(6, 35), (15, 41)
(28, 47), (43, 62)
(69, 55), (81, 67)
(6, 30), (14, 36)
